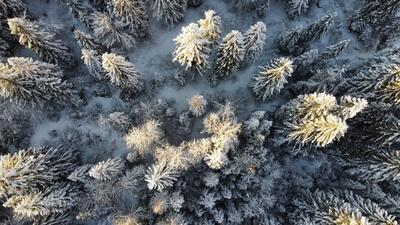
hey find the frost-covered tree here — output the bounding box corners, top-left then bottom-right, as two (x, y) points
(250, 57), (294, 101)
(151, 0), (186, 25)
(188, 94), (207, 116)
(349, 0), (400, 41)
(278, 13), (336, 53)
(290, 67), (347, 95)
(275, 93), (366, 152)
(336, 96), (368, 120)
(346, 150), (400, 182)
(7, 17), (74, 65)
(285, 114), (348, 148)
(0, 146), (77, 196)
(62, 0), (93, 27)
(173, 23), (211, 75)
(150, 191), (169, 215)
(187, 0), (201, 7)
(0, 0), (25, 17)
(88, 158), (125, 181)
(291, 190), (397, 225)
(319, 39), (350, 62)
(107, 0), (148, 37)
(74, 30), (104, 51)
(0, 36), (10, 61)
(210, 31), (244, 83)
(234, 0), (270, 17)
(286, 0), (310, 19)
(202, 103), (241, 169)
(101, 53), (144, 93)
(198, 10), (221, 44)
(82, 49), (106, 80)
(91, 12), (135, 49)
(243, 21), (267, 64)
(125, 119), (164, 155)
(347, 63), (400, 105)
(3, 183), (79, 218)
(145, 162), (178, 191)
(0, 57), (81, 107)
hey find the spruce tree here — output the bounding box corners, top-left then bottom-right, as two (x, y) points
(0, 57), (82, 107)
(234, 0), (270, 16)
(101, 53), (144, 94)
(210, 30), (244, 83)
(88, 158), (125, 181)
(278, 13), (336, 53)
(250, 57), (294, 100)
(286, 0), (310, 19)
(107, 0), (148, 38)
(81, 49), (106, 80)
(350, 0), (400, 40)
(243, 21), (267, 64)
(0, 146), (77, 196)
(3, 183), (79, 218)
(7, 17), (74, 66)
(151, 0), (186, 25)
(62, 0), (93, 28)
(91, 12), (135, 49)
(198, 10), (222, 44)
(173, 23), (211, 75)
(74, 29), (104, 51)
(319, 39), (350, 62)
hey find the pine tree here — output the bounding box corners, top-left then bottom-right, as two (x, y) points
(0, 0), (25, 17)
(278, 13), (336, 53)
(101, 53), (144, 94)
(198, 10), (222, 44)
(0, 146), (77, 196)
(107, 0), (148, 37)
(243, 21), (267, 64)
(286, 0), (310, 19)
(319, 39), (350, 62)
(0, 57), (82, 107)
(82, 49), (106, 80)
(7, 17), (74, 65)
(74, 30), (104, 51)
(285, 114), (348, 147)
(145, 162), (178, 191)
(173, 23), (211, 75)
(250, 57), (294, 101)
(91, 12), (135, 49)
(3, 183), (79, 218)
(88, 158), (125, 181)
(151, 0), (186, 25)
(346, 150), (400, 182)
(275, 93), (366, 151)
(347, 63), (400, 105)
(211, 31), (244, 83)
(202, 103), (241, 169)
(125, 119), (164, 155)
(62, 0), (93, 27)
(349, 0), (400, 41)
(234, 0), (270, 16)
(292, 190), (397, 225)
(336, 96), (368, 120)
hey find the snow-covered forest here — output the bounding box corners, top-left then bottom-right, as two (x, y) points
(0, 0), (400, 224)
